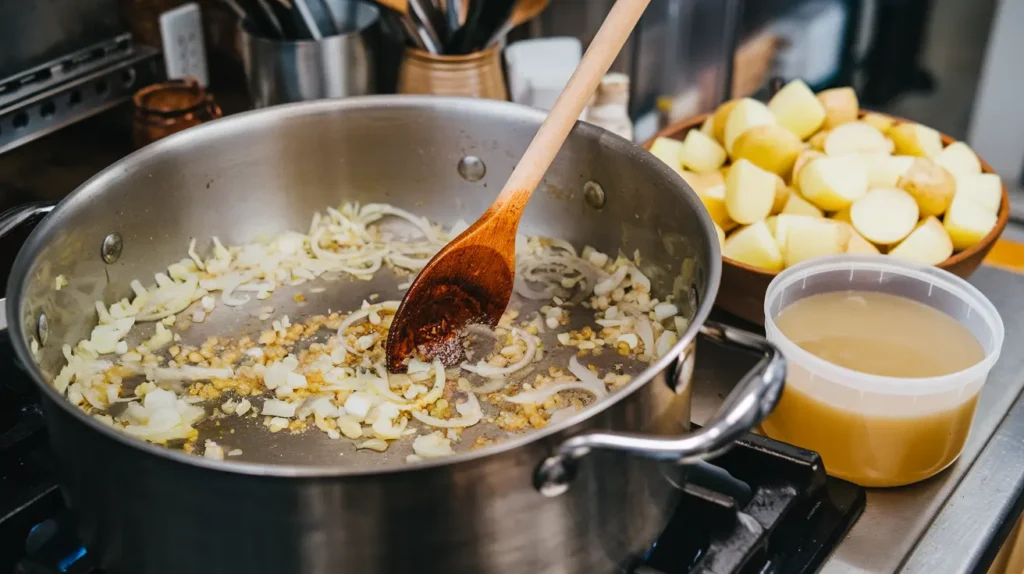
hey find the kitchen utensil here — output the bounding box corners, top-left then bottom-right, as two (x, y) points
(254, 0), (288, 37)
(386, 0), (650, 371)
(292, 0), (325, 38)
(486, 0), (549, 47)
(265, 0), (306, 37)
(303, 0), (342, 36)
(0, 94), (784, 573)
(219, 0), (248, 20)
(403, 0), (443, 53)
(397, 45), (506, 98)
(644, 111), (1010, 324)
(449, 0), (516, 54)
(762, 255), (1004, 487)
(409, 0), (448, 44)
(239, 0), (379, 107)
(446, 0), (462, 37)
(226, 0), (283, 38)
(387, 11), (429, 50)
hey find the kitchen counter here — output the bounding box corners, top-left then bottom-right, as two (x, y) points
(3, 100), (1023, 573)
(693, 264), (1024, 574)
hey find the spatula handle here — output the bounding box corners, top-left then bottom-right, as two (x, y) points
(494, 0), (649, 215)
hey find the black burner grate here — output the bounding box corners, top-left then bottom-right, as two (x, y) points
(637, 430), (865, 574)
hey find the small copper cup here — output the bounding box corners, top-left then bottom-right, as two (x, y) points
(132, 78), (222, 148)
(397, 46), (508, 100)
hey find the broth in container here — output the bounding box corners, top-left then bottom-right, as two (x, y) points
(761, 256), (1004, 488)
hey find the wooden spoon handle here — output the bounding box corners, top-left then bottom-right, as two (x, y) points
(493, 0), (649, 215)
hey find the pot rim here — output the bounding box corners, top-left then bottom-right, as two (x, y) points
(7, 95), (722, 478)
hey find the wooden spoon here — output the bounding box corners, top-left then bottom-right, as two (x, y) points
(386, 0), (650, 372)
(486, 0), (550, 47)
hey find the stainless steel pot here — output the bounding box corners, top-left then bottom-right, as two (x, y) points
(239, 0), (380, 107)
(1, 97), (784, 574)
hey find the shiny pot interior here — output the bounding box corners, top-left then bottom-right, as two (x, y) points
(8, 96), (720, 475)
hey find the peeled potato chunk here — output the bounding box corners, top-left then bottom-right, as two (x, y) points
(798, 155), (868, 211)
(725, 159), (777, 224)
(772, 179), (791, 214)
(724, 98), (776, 155)
(850, 188), (919, 245)
(824, 121), (893, 156)
(713, 221), (726, 248)
(680, 169), (725, 195)
(808, 130), (829, 151)
(944, 194), (997, 250)
(697, 183), (738, 232)
(723, 221), (784, 271)
(700, 115), (716, 136)
(888, 122), (943, 157)
(936, 141), (982, 178)
(773, 214), (822, 249)
(731, 124), (803, 177)
(842, 223), (881, 254)
(711, 99), (741, 144)
(781, 192), (824, 217)
(953, 172), (1002, 214)
(861, 112), (894, 133)
(889, 217), (954, 265)
(678, 129), (728, 174)
(791, 149), (825, 183)
(649, 137), (685, 170)
(863, 154), (914, 188)
(768, 79), (827, 139)
(831, 206), (851, 223)
(897, 158), (956, 217)
(765, 215), (778, 235)
(817, 87), (859, 129)
(784, 219), (852, 267)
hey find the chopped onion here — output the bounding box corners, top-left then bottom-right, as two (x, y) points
(594, 266), (628, 297)
(412, 431), (454, 458)
(505, 380), (606, 404)
(653, 302), (678, 322)
(187, 238), (205, 270)
(357, 438), (389, 452)
(458, 376), (509, 395)
(418, 360), (447, 405)
(656, 330), (678, 358)
(411, 393), (483, 428)
(460, 328), (537, 378)
(262, 399), (297, 418)
(567, 355), (607, 396)
(369, 367), (408, 404)
(144, 366), (234, 382)
(635, 316), (655, 356)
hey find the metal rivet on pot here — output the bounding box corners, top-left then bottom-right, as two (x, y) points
(457, 156), (486, 182)
(37, 314), (48, 345)
(583, 181), (606, 209)
(101, 233), (122, 264)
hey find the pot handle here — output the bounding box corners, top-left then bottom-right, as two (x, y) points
(533, 320), (786, 497)
(0, 201), (57, 332)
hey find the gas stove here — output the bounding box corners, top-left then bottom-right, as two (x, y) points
(0, 329), (864, 574)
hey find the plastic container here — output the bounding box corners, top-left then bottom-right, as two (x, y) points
(761, 255), (1004, 487)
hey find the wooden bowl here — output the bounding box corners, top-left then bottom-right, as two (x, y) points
(644, 112), (1011, 325)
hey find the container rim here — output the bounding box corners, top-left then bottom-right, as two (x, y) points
(763, 254), (1005, 396)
